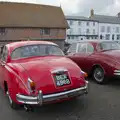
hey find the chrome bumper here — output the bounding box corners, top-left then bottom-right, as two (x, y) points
(16, 83), (88, 105)
(114, 70), (120, 75)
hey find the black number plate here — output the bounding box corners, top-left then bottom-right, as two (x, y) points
(53, 73), (71, 87)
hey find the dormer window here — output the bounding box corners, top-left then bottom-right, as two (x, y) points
(0, 28), (6, 35)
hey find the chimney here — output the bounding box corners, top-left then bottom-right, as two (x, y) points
(118, 12), (120, 18)
(90, 9), (94, 18)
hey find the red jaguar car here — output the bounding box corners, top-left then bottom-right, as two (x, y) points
(67, 40), (120, 84)
(0, 41), (88, 110)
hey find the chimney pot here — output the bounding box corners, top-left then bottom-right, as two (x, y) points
(90, 9), (94, 18)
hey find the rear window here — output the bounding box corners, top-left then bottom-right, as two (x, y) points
(11, 44), (64, 60)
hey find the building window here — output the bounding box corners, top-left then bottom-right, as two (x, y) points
(101, 26), (105, 32)
(93, 22), (95, 26)
(93, 29), (95, 34)
(70, 28), (73, 34)
(86, 36), (89, 39)
(40, 28), (50, 35)
(86, 22), (89, 26)
(0, 28), (6, 35)
(95, 36), (97, 39)
(116, 27), (119, 33)
(107, 26), (111, 33)
(78, 21), (81, 26)
(70, 20), (73, 25)
(86, 29), (90, 34)
(117, 35), (120, 40)
(67, 36), (70, 39)
(78, 28), (81, 34)
(112, 34), (114, 40)
(106, 34), (110, 40)
(71, 36), (74, 39)
(100, 35), (103, 39)
(75, 36), (79, 39)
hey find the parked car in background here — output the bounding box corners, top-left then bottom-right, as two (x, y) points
(67, 40), (120, 84)
(0, 41), (88, 110)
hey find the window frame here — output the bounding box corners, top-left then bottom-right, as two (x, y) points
(105, 34), (110, 40)
(40, 28), (50, 35)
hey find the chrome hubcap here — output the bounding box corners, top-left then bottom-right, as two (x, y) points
(94, 68), (104, 82)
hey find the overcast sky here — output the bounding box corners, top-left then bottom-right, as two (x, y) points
(1, 0), (120, 16)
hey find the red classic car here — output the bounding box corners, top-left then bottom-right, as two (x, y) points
(0, 41), (88, 110)
(67, 40), (120, 84)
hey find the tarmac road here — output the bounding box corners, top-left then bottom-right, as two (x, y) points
(0, 79), (120, 120)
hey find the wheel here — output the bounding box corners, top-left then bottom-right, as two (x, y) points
(7, 91), (19, 109)
(93, 67), (108, 84)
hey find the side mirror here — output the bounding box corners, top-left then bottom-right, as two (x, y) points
(65, 51), (71, 55)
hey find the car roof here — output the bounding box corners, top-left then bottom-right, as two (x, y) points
(6, 40), (58, 53)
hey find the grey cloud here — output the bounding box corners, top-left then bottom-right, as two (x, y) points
(65, 0), (117, 17)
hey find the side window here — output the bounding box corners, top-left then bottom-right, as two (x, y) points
(78, 43), (87, 53)
(87, 43), (94, 53)
(68, 43), (77, 53)
(1, 46), (8, 62)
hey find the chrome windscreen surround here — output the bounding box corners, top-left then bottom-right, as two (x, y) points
(114, 70), (120, 75)
(16, 83), (88, 105)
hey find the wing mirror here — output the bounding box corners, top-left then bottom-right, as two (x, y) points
(65, 51), (71, 55)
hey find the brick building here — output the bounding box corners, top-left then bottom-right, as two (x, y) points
(0, 2), (68, 49)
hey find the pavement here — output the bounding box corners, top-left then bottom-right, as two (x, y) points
(0, 79), (120, 120)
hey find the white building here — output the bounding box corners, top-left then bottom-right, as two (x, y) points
(90, 10), (120, 41)
(66, 10), (120, 44)
(66, 16), (99, 43)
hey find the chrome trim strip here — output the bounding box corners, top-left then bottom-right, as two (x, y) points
(114, 70), (120, 73)
(114, 70), (120, 75)
(114, 73), (120, 75)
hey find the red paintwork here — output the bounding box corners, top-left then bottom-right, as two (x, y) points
(68, 40), (120, 77)
(0, 41), (86, 104)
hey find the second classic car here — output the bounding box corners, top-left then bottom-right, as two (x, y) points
(0, 41), (88, 110)
(67, 40), (120, 84)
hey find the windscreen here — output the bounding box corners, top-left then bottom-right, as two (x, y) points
(99, 41), (120, 51)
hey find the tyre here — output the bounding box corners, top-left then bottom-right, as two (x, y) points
(93, 67), (108, 84)
(7, 91), (19, 109)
